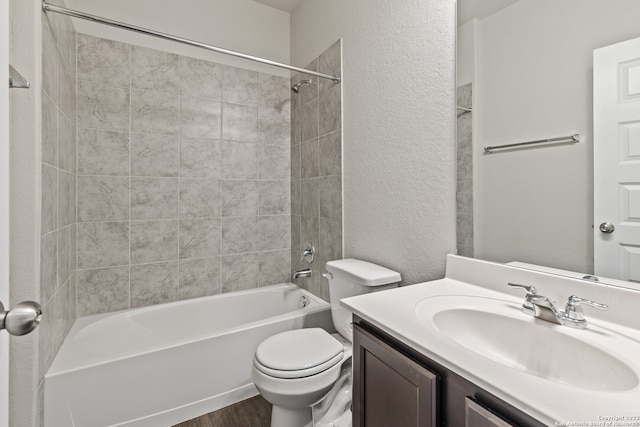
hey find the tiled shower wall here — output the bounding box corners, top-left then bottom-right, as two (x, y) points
(40, 0), (78, 385)
(456, 83), (473, 257)
(75, 34), (291, 316)
(290, 40), (342, 301)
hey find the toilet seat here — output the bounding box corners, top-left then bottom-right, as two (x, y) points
(254, 328), (344, 379)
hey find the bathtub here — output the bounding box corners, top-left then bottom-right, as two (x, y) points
(44, 283), (332, 427)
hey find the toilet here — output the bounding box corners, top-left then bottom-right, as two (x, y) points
(251, 259), (401, 427)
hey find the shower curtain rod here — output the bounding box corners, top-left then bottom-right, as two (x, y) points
(42, 1), (341, 83)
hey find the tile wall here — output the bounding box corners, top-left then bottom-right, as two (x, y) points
(290, 40), (343, 300)
(75, 34), (291, 316)
(39, 0), (78, 412)
(456, 83), (473, 257)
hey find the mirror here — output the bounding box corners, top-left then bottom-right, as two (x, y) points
(456, 0), (640, 284)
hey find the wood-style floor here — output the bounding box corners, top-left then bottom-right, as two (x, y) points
(173, 396), (272, 427)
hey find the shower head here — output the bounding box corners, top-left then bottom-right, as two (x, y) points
(291, 79), (312, 93)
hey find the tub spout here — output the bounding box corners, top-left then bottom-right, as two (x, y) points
(293, 268), (312, 280)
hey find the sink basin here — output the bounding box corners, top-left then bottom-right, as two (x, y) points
(414, 296), (639, 392)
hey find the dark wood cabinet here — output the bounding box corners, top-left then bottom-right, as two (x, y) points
(353, 318), (545, 427)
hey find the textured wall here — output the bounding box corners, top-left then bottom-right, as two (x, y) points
(291, 0), (457, 285)
(290, 40), (342, 300)
(75, 34), (292, 316)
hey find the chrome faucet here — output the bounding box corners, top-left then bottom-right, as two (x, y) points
(507, 283), (608, 329)
(293, 268), (312, 280)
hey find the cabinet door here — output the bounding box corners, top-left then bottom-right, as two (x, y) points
(465, 398), (516, 427)
(353, 324), (438, 427)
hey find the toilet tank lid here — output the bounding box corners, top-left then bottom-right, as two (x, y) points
(326, 259), (401, 286)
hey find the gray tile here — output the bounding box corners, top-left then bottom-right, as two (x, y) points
(457, 212), (474, 248)
(131, 89), (179, 135)
(318, 217), (342, 264)
(291, 143), (301, 181)
(42, 22), (58, 103)
(221, 180), (259, 217)
(300, 179), (319, 218)
(223, 103), (258, 142)
(42, 92), (57, 167)
(222, 141), (258, 179)
(180, 218), (221, 259)
(78, 129), (130, 176)
(180, 97), (222, 139)
(180, 56), (223, 100)
(290, 180), (301, 216)
(221, 253), (258, 293)
(180, 178), (221, 218)
(131, 45), (180, 94)
(290, 215), (301, 257)
(77, 267), (129, 316)
(42, 164), (57, 235)
(131, 220), (179, 264)
(57, 13), (76, 68)
(259, 144), (290, 180)
(290, 74), (301, 112)
(300, 215), (319, 251)
(300, 100), (319, 142)
(456, 179), (473, 214)
(457, 147), (473, 181)
(319, 85), (341, 136)
(58, 113), (75, 173)
(58, 171), (76, 227)
(318, 40), (341, 94)
(301, 139), (319, 179)
(223, 67), (258, 106)
(222, 217), (258, 255)
(319, 131), (341, 177)
(457, 114), (473, 151)
(40, 232), (57, 304)
(58, 57), (76, 124)
(77, 80), (130, 131)
(130, 261), (179, 308)
(259, 74), (290, 145)
(299, 59), (319, 106)
(131, 178), (179, 220)
(180, 137), (222, 178)
(77, 176), (129, 222)
(318, 175), (342, 219)
(179, 257), (221, 299)
(77, 34), (130, 86)
(259, 250), (290, 286)
(131, 133), (179, 177)
(258, 215), (290, 251)
(77, 222), (129, 269)
(291, 108), (302, 145)
(57, 225), (72, 287)
(259, 180), (290, 215)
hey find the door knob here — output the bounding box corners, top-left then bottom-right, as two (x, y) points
(0, 301), (42, 336)
(599, 222), (615, 234)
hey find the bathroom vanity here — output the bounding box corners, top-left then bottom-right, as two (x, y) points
(341, 255), (640, 426)
(352, 320), (543, 426)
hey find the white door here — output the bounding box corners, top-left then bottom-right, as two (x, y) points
(594, 36), (640, 282)
(0, 0), (10, 425)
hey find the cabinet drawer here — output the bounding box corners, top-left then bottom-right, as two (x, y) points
(465, 398), (516, 427)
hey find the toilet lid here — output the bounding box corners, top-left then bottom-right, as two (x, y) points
(255, 328), (344, 379)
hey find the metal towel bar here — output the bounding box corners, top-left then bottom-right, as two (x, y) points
(484, 134), (580, 153)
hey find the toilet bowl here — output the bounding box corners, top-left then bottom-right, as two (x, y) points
(251, 259), (401, 427)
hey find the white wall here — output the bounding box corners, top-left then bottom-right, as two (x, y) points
(291, 0), (457, 285)
(473, 0), (640, 273)
(9, 0), (42, 425)
(65, 0), (291, 77)
(456, 19), (476, 87)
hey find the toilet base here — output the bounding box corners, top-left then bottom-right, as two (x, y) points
(271, 405), (312, 427)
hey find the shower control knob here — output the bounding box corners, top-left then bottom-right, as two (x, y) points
(0, 301), (42, 336)
(599, 222), (615, 234)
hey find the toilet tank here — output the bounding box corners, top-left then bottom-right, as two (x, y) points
(325, 259), (401, 341)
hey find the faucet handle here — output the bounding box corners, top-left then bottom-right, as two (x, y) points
(507, 283), (537, 295)
(564, 295), (608, 322)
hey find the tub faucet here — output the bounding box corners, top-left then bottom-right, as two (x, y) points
(293, 268), (312, 280)
(507, 283), (608, 329)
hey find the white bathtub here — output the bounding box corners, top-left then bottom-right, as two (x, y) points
(44, 283), (332, 427)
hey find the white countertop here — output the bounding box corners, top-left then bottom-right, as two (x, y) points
(341, 255), (640, 426)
